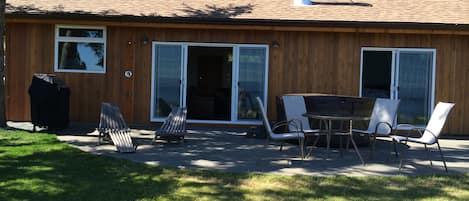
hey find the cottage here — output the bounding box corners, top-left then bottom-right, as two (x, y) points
(5, 0), (469, 134)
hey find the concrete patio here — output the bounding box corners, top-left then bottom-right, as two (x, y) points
(9, 122), (469, 176)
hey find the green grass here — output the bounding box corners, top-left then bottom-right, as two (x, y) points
(0, 130), (468, 201)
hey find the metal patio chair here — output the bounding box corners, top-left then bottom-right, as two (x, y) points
(352, 98), (400, 158)
(391, 102), (455, 172)
(256, 97), (305, 159)
(282, 95), (325, 149)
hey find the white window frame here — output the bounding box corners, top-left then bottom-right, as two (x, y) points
(150, 42), (269, 125)
(359, 47), (437, 125)
(54, 25), (107, 74)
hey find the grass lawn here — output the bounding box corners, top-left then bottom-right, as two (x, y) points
(0, 130), (468, 201)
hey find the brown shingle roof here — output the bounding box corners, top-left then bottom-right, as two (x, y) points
(6, 0), (469, 27)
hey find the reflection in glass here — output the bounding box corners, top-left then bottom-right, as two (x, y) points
(397, 51), (433, 125)
(153, 44), (182, 118)
(57, 42), (104, 71)
(238, 47), (266, 120)
(361, 51), (393, 98)
(59, 28), (103, 38)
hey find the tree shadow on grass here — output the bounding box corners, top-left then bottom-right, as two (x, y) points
(257, 175), (467, 201)
(0, 146), (249, 201)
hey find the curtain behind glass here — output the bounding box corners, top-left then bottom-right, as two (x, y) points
(238, 47), (266, 120)
(397, 51), (433, 125)
(153, 44), (182, 118)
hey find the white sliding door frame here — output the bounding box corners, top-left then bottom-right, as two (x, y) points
(150, 42), (269, 125)
(360, 47), (437, 125)
(394, 48), (437, 118)
(233, 44), (270, 124)
(232, 46), (240, 122)
(359, 47), (397, 99)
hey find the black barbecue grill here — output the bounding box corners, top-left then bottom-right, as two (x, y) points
(28, 74), (70, 131)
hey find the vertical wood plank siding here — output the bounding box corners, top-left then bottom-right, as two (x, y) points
(5, 22), (469, 134)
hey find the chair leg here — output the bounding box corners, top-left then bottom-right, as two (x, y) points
(279, 143), (283, 151)
(398, 141), (407, 171)
(98, 131), (103, 145)
(312, 135), (321, 147)
(424, 144), (433, 166)
(299, 137), (305, 160)
(368, 135), (376, 159)
(437, 141), (448, 173)
(392, 140), (399, 158)
(345, 135), (351, 151)
(385, 138), (393, 162)
(339, 134), (344, 157)
(306, 135), (320, 158)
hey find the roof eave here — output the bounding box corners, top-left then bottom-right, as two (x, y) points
(5, 12), (469, 31)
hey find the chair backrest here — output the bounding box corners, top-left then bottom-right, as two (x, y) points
(367, 98), (400, 135)
(98, 102), (129, 131)
(282, 95), (310, 131)
(157, 107), (187, 136)
(421, 102), (455, 144)
(256, 97), (274, 137)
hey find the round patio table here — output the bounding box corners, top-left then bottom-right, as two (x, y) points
(303, 113), (370, 165)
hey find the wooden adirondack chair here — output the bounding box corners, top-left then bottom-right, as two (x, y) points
(97, 102), (136, 152)
(154, 107), (187, 143)
(108, 129), (137, 153)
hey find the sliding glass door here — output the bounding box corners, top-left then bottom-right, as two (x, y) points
(396, 51), (434, 125)
(151, 42), (269, 123)
(361, 48), (435, 125)
(151, 43), (184, 119)
(237, 47), (268, 120)
(361, 51), (393, 98)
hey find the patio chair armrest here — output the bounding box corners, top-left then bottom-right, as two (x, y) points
(395, 124), (427, 133)
(272, 120), (301, 133)
(395, 124), (419, 130)
(288, 118), (304, 132)
(394, 124), (435, 143)
(374, 121), (393, 134)
(272, 120), (289, 132)
(417, 128), (438, 139)
(393, 124), (413, 143)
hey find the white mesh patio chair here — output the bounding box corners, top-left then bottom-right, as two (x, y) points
(352, 98), (400, 158)
(391, 102), (455, 172)
(256, 97), (305, 159)
(282, 95), (324, 148)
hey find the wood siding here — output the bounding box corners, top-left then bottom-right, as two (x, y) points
(5, 22), (469, 134)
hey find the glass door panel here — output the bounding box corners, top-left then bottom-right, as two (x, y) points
(361, 50), (393, 98)
(397, 51), (433, 125)
(237, 47), (267, 120)
(152, 44), (183, 119)
(186, 46), (232, 120)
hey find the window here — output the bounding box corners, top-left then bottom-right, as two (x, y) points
(54, 25), (106, 73)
